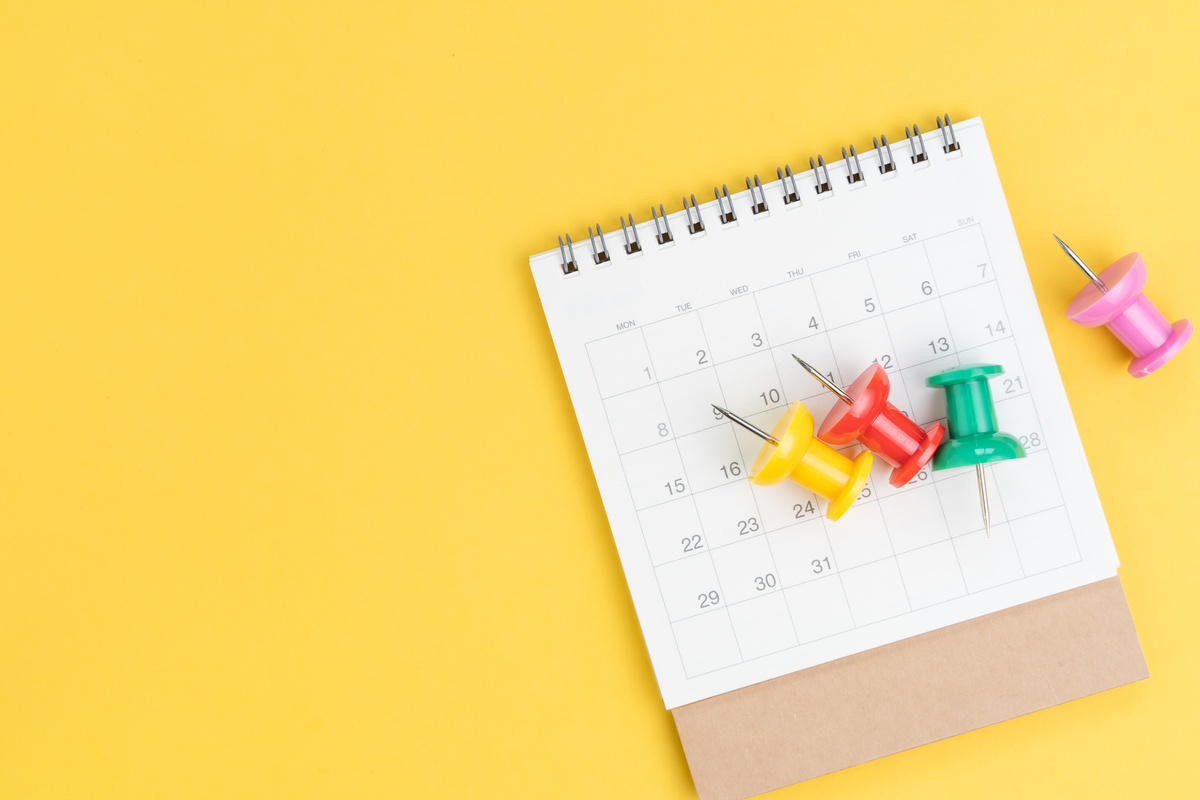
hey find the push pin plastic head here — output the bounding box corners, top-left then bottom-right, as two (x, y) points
(926, 364), (1026, 536)
(713, 403), (872, 521)
(1055, 236), (1192, 377)
(796, 357), (945, 488)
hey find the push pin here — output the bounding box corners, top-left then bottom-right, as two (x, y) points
(795, 357), (945, 488)
(925, 364), (1026, 536)
(1054, 235), (1191, 377)
(712, 403), (873, 521)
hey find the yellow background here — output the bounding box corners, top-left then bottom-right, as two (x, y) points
(0, 1), (1196, 797)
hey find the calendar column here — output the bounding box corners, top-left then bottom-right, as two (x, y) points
(591, 323), (744, 677)
(691, 296), (804, 659)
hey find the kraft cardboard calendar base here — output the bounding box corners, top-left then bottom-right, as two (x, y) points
(672, 577), (1146, 800)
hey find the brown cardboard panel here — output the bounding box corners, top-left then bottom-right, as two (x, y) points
(672, 577), (1146, 800)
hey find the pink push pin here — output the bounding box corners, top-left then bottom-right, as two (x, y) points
(1055, 235), (1191, 377)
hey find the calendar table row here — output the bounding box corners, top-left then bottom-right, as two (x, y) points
(587, 228), (1004, 398)
(667, 505), (1081, 677)
(603, 332), (1030, 456)
(623, 392), (1051, 518)
(648, 487), (1078, 624)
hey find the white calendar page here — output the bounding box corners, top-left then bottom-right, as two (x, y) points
(530, 118), (1119, 709)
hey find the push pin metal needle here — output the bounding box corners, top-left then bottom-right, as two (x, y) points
(1053, 233), (1107, 292)
(712, 404), (778, 446)
(926, 364), (1026, 537)
(1054, 234), (1191, 377)
(975, 464), (991, 538)
(795, 356), (945, 488)
(794, 358), (854, 404)
(712, 402), (872, 521)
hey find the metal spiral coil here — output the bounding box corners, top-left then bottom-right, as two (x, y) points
(745, 175), (769, 214)
(683, 194), (705, 234)
(937, 114), (960, 152)
(551, 115), (963, 273)
(620, 213), (642, 255)
(777, 165), (801, 205)
(714, 184), (737, 224)
(651, 204), (673, 245)
(842, 146), (864, 184)
(906, 124), (929, 163)
(557, 235), (579, 275)
(874, 135), (897, 174)
(810, 155), (832, 195)
(588, 225), (610, 264)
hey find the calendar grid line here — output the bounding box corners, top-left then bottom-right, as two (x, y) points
(855, 244), (922, 614)
(916, 238), (974, 588)
(918, 238), (963, 356)
(562, 214), (984, 287)
(582, 225), (995, 352)
(759, 277), (998, 352)
(587, 220), (1089, 687)
(583, 341), (693, 677)
(675, 541), (1087, 680)
(976, 226), (1084, 567)
(870, 495), (916, 614)
(630, 454), (943, 513)
(627, 437), (1047, 516)
(640, 325), (745, 668)
(686, 312), (775, 663)
(595, 330), (1014, 416)
(806, 279), (861, 627)
(746, 291), (805, 647)
(819, 512), (856, 627)
(593, 296), (1010, 405)
(750, 222), (991, 298)
(664, 521), (1082, 626)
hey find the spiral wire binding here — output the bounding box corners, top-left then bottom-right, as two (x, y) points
(906, 124), (929, 163)
(620, 213), (642, 255)
(937, 115), (960, 152)
(588, 224), (611, 264)
(651, 204), (673, 245)
(810, 156), (832, 194)
(874, 135), (897, 173)
(558, 235), (579, 275)
(553, 114), (964, 274)
(714, 184), (737, 224)
(745, 175), (769, 214)
(683, 195), (705, 234)
(777, 165), (801, 204)
(842, 146), (865, 184)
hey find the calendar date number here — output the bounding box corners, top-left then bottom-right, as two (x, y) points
(754, 574), (777, 591)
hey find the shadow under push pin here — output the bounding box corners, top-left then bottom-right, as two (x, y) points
(926, 364), (1026, 536)
(795, 357), (945, 488)
(712, 403), (873, 521)
(1054, 235), (1191, 377)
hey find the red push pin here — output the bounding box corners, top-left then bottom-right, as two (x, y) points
(795, 356), (945, 488)
(1054, 235), (1191, 377)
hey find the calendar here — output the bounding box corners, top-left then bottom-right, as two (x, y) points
(530, 118), (1119, 709)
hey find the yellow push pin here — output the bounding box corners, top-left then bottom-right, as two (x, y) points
(713, 403), (873, 521)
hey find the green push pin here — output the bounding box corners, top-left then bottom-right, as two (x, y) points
(925, 364), (1026, 536)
